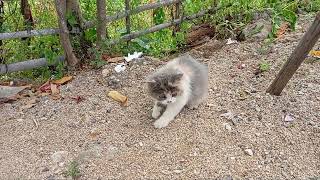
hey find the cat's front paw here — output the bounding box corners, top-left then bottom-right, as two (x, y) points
(154, 119), (170, 128)
(152, 109), (161, 119)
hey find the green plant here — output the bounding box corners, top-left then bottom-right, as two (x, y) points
(65, 161), (81, 180)
(259, 61), (271, 72)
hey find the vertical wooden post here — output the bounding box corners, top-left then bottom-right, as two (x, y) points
(20, 0), (34, 42)
(96, 0), (107, 45)
(66, 0), (85, 29)
(0, 0), (4, 64)
(54, 0), (79, 66)
(267, 12), (320, 95)
(125, 0), (131, 46)
(173, 0), (181, 35)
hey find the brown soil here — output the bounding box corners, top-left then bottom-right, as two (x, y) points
(0, 14), (319, 180)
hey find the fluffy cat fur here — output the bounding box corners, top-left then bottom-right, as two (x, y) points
(146, 54), (208, 128)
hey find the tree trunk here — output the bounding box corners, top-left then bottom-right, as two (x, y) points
(20, 0), (34, 42)
(66, 0), (85, 29)
(172, 1), (181, 35)
(267, 12), (320, 95)
(0, 0), (4, 64)
(54, 0), (79, 66)
(96, 0), (107, 45)
(66, 0), (91, 60)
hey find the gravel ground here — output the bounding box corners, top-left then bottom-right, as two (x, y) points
(0, 14), (319, 180)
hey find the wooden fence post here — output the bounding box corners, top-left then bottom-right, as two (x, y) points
(0, 0), (4, 64)
(173, 0), (181, 35)
(96, 0), (107, 45)
(267, 12), (320, 95)
(54, 0), (79, 66)
(20, 0), (34, 42)
(125, 0), (131, 46)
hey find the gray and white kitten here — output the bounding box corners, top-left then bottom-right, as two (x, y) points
(146, 54), (208, 128)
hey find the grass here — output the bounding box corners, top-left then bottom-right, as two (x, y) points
(259, 61), (271, 72)
(65, 161), (81, 180)
(1, 0), (319, 81)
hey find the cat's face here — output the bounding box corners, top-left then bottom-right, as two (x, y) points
(147, 73), (183, 105)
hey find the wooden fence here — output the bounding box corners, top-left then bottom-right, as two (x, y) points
(0, 0), (216, 74)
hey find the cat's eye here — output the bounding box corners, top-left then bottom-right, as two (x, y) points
(159, 94), (166, 99)
(172, 92), (177, 97)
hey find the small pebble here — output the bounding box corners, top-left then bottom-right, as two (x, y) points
(138, 142), (143, 147)
(173, 169), (183, 174)
(224, 123), (232, 131)
(308, 121), (315, 126)
(206, 103), (214, 107)
(244, 149), (254, 156)
(102, 69), (111, 77)
(41, 167), (49, 172)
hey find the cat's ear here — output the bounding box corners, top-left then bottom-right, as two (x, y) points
(173, 72), (183, 81)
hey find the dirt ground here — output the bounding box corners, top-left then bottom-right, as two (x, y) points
(0, 14), (319, 180)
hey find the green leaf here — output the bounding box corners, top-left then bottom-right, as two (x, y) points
(281, 9), (297, 29)
(66, 11), (78, 27)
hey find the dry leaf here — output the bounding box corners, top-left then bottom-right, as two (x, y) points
(50, 84), (61, 100)
(107, 90), (128, 106)
(276, 23), (289, 39)
(107, 57), (124, 63)
(309, 50), (320, 58)
(71, 96), (85, 103)
(89, 131), (101, 138)
(39, 80), (51, 92)
(102, 54), (112, 61)
(52, 76), (73, 85)
(50, 84), (59, 95)
(20, 98), (38, 110)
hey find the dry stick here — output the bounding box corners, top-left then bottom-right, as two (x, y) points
(54, 0), (79, 66)
(107, 7), (215, 46)
(0, 0), (180, 40)
(0, 56), (64, 74)
(96, 0), (107, 45)
(267, 12), (320, 96)
(84, 0), (180, 29)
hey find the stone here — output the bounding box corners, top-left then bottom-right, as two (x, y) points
(51, 151), (68, 164)
(224, 123), (232, 131)
(102, 68), (111, 77)
(244, 149), (254, 156)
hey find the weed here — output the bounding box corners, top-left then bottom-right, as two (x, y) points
(65, 161), (81, 180)
(259, 61), (271, 72)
